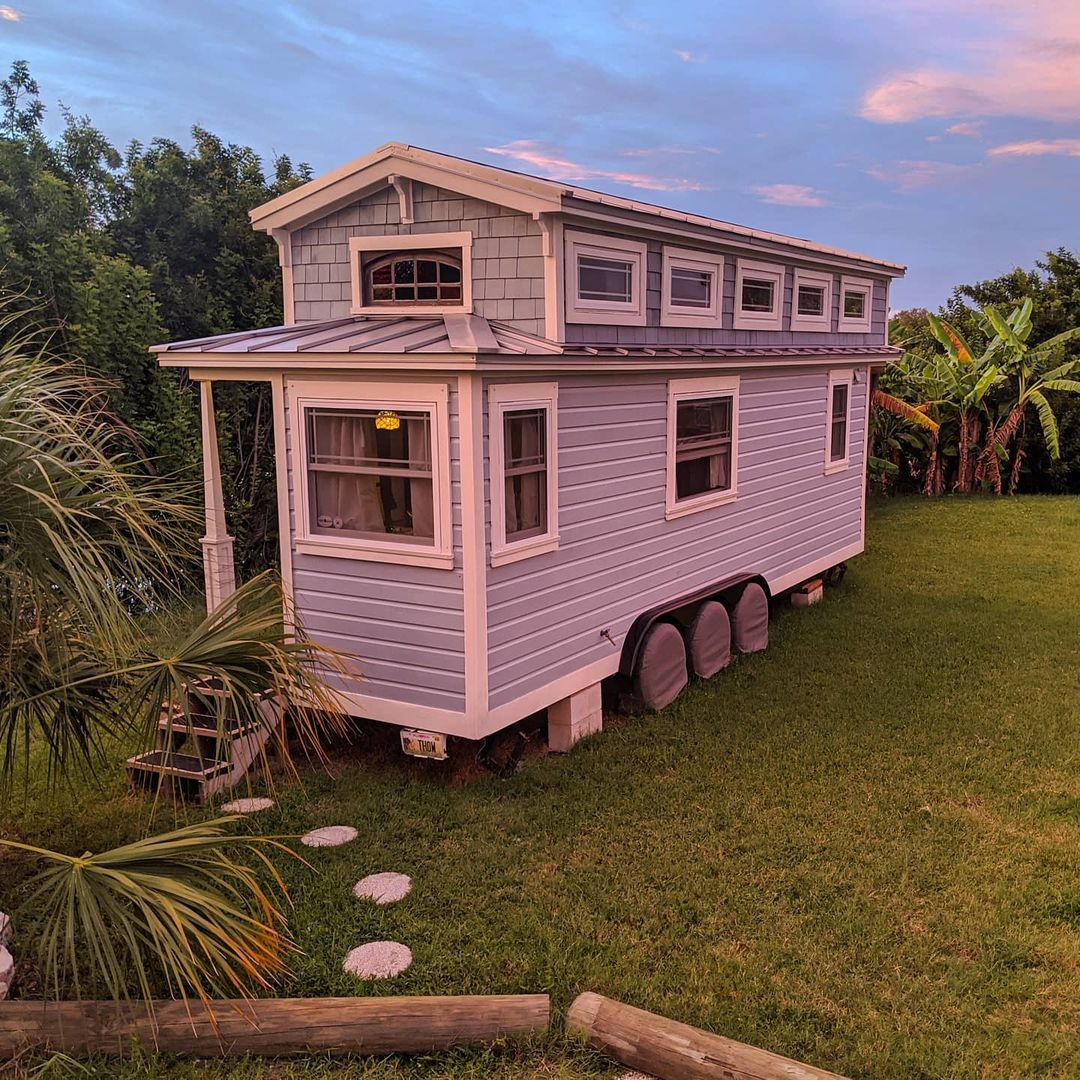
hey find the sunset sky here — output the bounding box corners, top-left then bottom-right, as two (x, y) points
(5, 0), (1079, 309)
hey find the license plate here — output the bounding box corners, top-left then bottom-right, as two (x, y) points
(400, 729), (448, 760)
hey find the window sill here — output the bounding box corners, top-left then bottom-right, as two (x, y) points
(351, 304), (471, 318)
(838, 320), (872, 334)
(660, 310), (724, 329)
(732, 313), (784, 332)
(789, 318), (831, 333)
(823, 460), (850, 476)
(565, 305), (647, 327)
(665, 490), (738, 520)
(295, 537), (454, 569)
(490, 534), (559, 567)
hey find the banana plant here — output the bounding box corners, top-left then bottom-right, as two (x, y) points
(975, 301), (1080, 492)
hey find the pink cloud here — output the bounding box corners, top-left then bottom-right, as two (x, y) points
(987, 138), (1080, 158)
(946, 122), (983, 137)
(749, 183), (828, 208)
(866, 159), (971, 192)
(859, 4), (1080, 123)
(0, 6), (21, 20)
(482, 140), (708, 192)
(620, 146), (723, 157)
(674, 49), (705, 63)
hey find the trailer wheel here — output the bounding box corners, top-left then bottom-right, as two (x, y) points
(686, 600), (732, 678)
(824, 562), (847, 587)
(634, 621), (688, 710)
(732, 582), (769, 654)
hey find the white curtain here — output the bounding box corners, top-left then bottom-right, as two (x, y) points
(407, 417), (434, 538)
(315, 414), (382, 533)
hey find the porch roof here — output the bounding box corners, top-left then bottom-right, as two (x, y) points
(153, 314), (901, 365)
(151, 313), (563, 357)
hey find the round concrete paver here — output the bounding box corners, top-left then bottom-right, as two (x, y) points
(617, 1073), (658, 1080)
(221, 797), (274, 814)
(353, 872), (412, 905)
(301, 825), (358, 848)
(342, 941), (412, 979)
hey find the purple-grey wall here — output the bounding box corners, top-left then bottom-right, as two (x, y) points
(289, 183), (545, 335)
(484, 367), (867, 710)
(564, 232), (888, 347)
(283, 377), (467, 713)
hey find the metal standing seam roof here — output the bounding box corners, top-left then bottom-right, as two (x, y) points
(151, 314), (563, 356)
(152, 315), (901, 360)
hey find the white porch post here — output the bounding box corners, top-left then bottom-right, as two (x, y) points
(198, 379), (236, 613)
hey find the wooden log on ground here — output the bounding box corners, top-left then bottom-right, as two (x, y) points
(0, 994), (549, 1059)
(567, 992), (848, 1080)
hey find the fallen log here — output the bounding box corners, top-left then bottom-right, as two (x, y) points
(567, 992), (848, 1080)
(0, 994), (549, 1058)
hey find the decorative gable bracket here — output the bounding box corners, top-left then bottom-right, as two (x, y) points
(388, 174), (415, 226)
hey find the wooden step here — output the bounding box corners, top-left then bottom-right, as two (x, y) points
(158, 711), (262, 740)
(126, 750), (231, 782)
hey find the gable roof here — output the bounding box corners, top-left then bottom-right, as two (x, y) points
(250, 142), (904, 275)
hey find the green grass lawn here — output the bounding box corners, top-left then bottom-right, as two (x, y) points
(3, 496), (1080, 1079)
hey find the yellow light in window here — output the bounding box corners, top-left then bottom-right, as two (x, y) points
(375, 410), (401, 431)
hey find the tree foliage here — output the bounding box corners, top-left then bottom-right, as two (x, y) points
(0, 61), (310, 574)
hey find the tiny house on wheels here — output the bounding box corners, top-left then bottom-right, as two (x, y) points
(154, 142), (904, 759)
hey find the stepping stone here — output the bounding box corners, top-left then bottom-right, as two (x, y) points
(342, 941), (412, 979)
(301, 825), (358, 848)
(0, 946), (12, 1001)
(221, 797), (274, 813)
(353, 872), (412, 905)
(617, 1073), (657, 1080)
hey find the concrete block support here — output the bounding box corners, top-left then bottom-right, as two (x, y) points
(547, 682), (603, 752)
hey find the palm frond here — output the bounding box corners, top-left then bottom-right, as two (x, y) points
(0, 819), (303, 1009)
(872, 389), (940, 431)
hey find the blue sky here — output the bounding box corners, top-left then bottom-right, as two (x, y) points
(4, 0), (1079, 308)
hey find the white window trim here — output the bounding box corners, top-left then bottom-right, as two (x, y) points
(488, 382), (559, 567)
(564, 230), (647, 326)
(790, 267), (834, 333)
(824, 369), (853, 475)
(292, 378), (454, 569)
(349, 232), (473, 317)
(733, 258), (785, 331)
(660, 246), (724, 328)
(838, 275), (873, 334)
(666, 375), (740, 520)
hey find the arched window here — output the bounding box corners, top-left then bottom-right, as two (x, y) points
(365, 251), (463, 305)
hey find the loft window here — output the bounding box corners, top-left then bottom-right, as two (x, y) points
(741, 278), (774, 312)
(349, 232), (473, 316)
(824, 370), (853, 473)
(489, 382), (559, 565)
(666, 376), (740, 518)
(671, 267), (711, 308)
(305, 407), (435, 543)
(578, 255), (633, 303)
(365, 251), (462, 305)
(843, 290), (865, 318)
(734, 259), (784, 330)
(791, 268), (832, 332)
(798, 285), (825, 316)
(564, 231), (647, 325)
(661, 247), (723, 327)
(839, 275), (873, 332)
